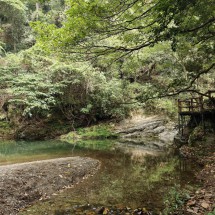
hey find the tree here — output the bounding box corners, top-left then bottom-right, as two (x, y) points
(32, 0), (215, 98)
(0, 46), (132, 124)
(0, 0), (27, 52)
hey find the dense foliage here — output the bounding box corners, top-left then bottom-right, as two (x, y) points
(0, 0), (214, 128)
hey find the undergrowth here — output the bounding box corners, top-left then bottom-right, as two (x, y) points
(61, 124), (118, 141)
(163, 185), (191, 214)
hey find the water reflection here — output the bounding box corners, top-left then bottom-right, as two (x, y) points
(115, 142), (161, 162)
(0, 139), (199, 214)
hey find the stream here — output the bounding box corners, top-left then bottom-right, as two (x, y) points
(0, 139), (199, 214)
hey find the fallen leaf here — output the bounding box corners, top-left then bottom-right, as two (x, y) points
(201, 201), (210, 209)
(187, 200), (196, 206)
(186, 208), (197, 214)
(103, 208), (109, 215)
(193, 207), (199, 213)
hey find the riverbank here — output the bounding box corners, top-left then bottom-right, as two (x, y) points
(0, 157), (100, 215)
(0, 114), (213, 215)
(177, 134), (215, 215)
(113, 114), (214, 215)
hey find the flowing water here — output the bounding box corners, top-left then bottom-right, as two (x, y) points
(0, 139), (199, 214)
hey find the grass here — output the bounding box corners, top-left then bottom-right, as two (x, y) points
(61, 124), (118, 141)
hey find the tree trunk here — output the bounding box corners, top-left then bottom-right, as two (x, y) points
(35, 2), (40, 20)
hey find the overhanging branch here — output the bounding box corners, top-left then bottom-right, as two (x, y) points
(143, 63), (215, 101)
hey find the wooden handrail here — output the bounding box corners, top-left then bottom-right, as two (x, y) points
(178, 96), (205, 113)
(178, 94), (215, 113)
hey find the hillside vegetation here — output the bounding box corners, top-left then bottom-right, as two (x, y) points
(0, 0), (214, 139)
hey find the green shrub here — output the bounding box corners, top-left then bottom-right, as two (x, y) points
(61, 124), (118, 141)
(144, 98), (178, 119)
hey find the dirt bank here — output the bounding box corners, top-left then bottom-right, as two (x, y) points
(0, 157), (100, 215)
(178, 135), (215, 215)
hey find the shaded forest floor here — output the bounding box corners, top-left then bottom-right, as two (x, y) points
(178, 135), (215, 215)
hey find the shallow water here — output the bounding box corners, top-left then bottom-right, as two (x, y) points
(0, 139), (199, 214)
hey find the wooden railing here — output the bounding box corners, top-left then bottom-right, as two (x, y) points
(178, 97), (203, 113)
(178, 93), (215, 114)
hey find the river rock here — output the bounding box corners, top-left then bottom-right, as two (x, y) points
(159, 130), (177, 144)
(116, 120), (164, 135)
(116, 117), (177, 145)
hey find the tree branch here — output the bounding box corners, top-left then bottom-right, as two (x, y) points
(181, 17), (215, 33)
(144, 63), (215, 101)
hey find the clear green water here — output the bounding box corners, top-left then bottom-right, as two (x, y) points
(0, 139), (199, 214)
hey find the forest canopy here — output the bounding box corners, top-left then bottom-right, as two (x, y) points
(0, 0), (214, 125)
(32, 0), (215, 96)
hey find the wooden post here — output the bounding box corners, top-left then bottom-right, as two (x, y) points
(178, 99), (181, 113)
(200, 96), (203, 112)
(178, 113), (181, 135)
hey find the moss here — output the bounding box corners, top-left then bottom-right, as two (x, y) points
(188, 126), (205, 146)
(61, 124), (118, 141)
(60, 131), (80, 142)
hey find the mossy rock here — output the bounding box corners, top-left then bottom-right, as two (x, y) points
(188, 126), (204, 145)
